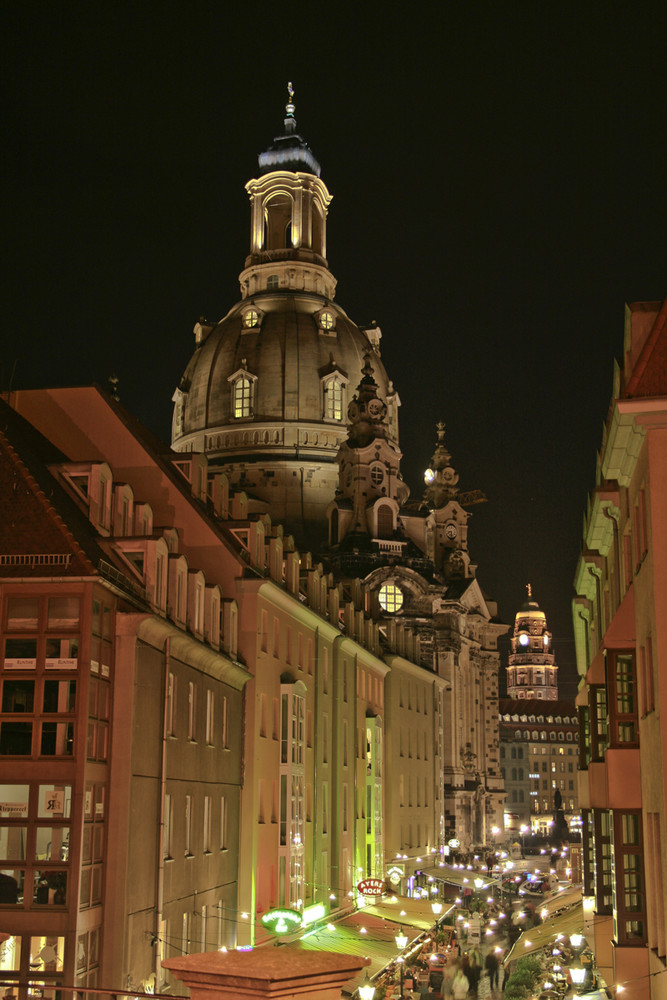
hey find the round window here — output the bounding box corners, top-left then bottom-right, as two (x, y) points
(370, 465), (384, 486)
(379, 583), (403, 613)
(244, 309), (259, 328)
(320, 311), (334, 330)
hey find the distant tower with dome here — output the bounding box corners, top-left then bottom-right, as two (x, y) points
(506, 585), (559, 699)
(171, 85), (399, 549)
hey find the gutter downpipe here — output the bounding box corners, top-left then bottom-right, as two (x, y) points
(155, 636), (170, 985)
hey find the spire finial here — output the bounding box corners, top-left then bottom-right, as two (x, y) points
(283, 81), (296, 134)
(527, 583), (532, 599)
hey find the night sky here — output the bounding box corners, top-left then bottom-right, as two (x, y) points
(3, 6), (666, 696)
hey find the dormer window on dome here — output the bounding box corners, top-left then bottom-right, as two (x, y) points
(242, 306), (262, 330)
(227, 366), (257, 419)
(321, 370), (348, 422)
(318, 309), (336, 333)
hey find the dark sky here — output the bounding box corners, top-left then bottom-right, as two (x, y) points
(3, 5), (666, 697)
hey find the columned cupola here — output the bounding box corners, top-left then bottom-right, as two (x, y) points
(240, 84), (335, 301)
(506, 585), (559, 699)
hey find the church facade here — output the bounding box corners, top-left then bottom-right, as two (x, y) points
(172, 91), (508, 854)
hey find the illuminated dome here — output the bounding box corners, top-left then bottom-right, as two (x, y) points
(172, 88), (399, 544)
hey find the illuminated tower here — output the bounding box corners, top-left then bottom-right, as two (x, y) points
(171, 85), (398, 547)
(506, 585), (558, 699)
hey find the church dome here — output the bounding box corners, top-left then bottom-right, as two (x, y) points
(171, 88), (399, 544)
(172, 296), (393, 449)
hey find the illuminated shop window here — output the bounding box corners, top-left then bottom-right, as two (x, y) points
(378, 583), (403, 613)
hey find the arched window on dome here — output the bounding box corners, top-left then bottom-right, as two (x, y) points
(325, 376), (344, 420)
(234, 377), (252, 418)
(228, 368), (257, 419)
(321, 371), (348, 422)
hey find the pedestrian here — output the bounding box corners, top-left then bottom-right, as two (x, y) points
(484, 951), (499, 991)
(452, 969), (470, 1000)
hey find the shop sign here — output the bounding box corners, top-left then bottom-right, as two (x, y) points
(386, 865), (404, 886)
(260, 908), (303, 934)
(357, 878), (387, 897)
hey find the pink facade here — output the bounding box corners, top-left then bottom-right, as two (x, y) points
(574, 299), (667, 1000)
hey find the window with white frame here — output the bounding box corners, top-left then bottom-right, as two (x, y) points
(221, 695), (229, 749)
(188, 682), (197, 742)
(323, 374), (345, 421)
(220, 796), (227, 850)
(185, 795), (192, 856)
(167, 673), (177, 737)
(203, 796), (211, 853)
(206, 690), (214, 745)
(163, 794), (173, 858)
(233, 376), (252, 417)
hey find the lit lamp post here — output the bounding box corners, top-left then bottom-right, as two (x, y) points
(359, 969), (376, 1000)
(569, 933), (587, 993)
(520, 824), (529, 858)
(395, 927), (408, 1000)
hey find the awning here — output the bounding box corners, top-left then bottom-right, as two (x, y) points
(362, 895), (454, 932)
(504, 902), (584, 965)
(540, 886), (582, 918)
(299, 909), (423, 994)
(416, 864), (496, 891)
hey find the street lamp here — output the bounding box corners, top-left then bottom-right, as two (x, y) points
(359, 969), (376, 1000)
(395, 927), (408, 1000)
(520, 824), (529, 858)
(432, 901), (442, 916)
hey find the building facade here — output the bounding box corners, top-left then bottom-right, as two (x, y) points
(574, 298), (667, 1000)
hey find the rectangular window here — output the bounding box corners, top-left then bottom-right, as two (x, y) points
(6, 597), (39, 631)
(221, 695), (229, 748)
(185, 795), (192, 856)
(188, 682), (197, 741)
(206, 690), (214, 745)
(608, 651), (638, 746)
(613, 811), (646, 945)
(203, 796), (211, 853)
(220, 796), (227, 850)
(167, 672), (177, 736)
(163, 794), (173, 859)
